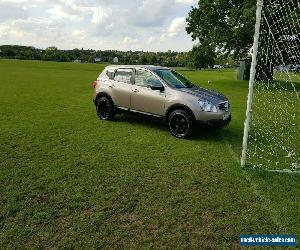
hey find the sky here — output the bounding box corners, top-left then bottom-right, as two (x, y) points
(0, 0), (198, 52)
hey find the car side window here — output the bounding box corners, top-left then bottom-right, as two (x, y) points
(135, 69), (162, 88)
(114, 69), (133, 84)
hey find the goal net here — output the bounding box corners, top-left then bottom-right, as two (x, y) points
(242, 0), (300, 172)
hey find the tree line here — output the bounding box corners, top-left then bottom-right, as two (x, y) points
(0, 45), (238, 69)
(0, 45), (188, 67)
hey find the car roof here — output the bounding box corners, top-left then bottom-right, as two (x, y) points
(106, 65), (171, 72)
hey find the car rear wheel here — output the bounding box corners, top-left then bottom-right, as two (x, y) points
(168, 109), (193, 138)
(96, 96), (115, 120)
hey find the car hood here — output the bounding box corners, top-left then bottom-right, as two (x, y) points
(178, 86), (228, 103)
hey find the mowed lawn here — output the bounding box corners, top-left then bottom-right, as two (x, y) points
(0, 59), (299, 249)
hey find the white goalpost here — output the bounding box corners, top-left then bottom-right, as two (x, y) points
(241, 0), (300, 172)
(241, 0), (264, 168)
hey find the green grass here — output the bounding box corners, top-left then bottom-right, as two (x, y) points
(0, 59), (299, 249)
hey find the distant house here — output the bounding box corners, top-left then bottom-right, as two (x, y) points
(213, 64), (224, 69)
(94, 57), (102, 63)
(73, 59), (81, 63)
(113, 57), (119, 63)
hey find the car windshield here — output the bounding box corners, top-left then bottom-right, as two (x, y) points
(155, 69), (194, 88)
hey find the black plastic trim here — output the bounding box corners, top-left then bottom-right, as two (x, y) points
(116, 107), (164, 122)
(196, 115), (232, 128)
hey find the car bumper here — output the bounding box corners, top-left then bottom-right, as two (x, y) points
(196, 115), (231, 128)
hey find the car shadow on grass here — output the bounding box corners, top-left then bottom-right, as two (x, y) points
(114, 113), (241, 143)
(114, 113), (167, 131)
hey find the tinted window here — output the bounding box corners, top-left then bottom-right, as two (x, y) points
(135, 69), (162, 88)
(114, 69), (133, 84)
(156, 70), (194, 88)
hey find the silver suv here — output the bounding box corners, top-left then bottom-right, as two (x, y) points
(93, 65), (231, 138)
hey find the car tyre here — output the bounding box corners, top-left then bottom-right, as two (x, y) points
(168, 109), (193, 139)
(96, 96), (115, 120)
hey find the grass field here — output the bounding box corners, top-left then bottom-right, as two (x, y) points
(0, 59), (299, 249)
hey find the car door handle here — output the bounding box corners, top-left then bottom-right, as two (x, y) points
(133, 89), (139, 93)
(109, 84), (115, 88)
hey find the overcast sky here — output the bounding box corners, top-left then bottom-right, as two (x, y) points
(0, 0), (198, 51)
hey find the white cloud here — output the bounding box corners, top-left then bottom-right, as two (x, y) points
(0, 0), (195, 51)
(128, 0), (175, 27)
(176, 0), (196, 4)
(168, 17), (186, 37)
(1, 0), (45, 3)
(123, 36), (137, 44)
(91, 6), (112, 24)
(0, 17), (65, 47)
(46, 4), (82, 21)
(0, 2), (28, 22)
(121, 36), (140, 50)
(72, 29), (86, 36)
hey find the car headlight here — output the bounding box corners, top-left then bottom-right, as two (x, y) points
(198, 100), (218, 113)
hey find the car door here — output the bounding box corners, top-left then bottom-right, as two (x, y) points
(111, 68), (133, 108)
(131, 69), (166, 116)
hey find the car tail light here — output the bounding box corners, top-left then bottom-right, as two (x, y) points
(92, 80), (98, 88)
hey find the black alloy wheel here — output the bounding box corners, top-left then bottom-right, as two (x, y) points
(168, 109), (193, 138)
(96, 96), (115, 120)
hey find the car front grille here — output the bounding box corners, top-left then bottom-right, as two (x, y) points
(218, 101), (229, 112)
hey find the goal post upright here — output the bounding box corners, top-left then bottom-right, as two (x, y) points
(241, 0), (264, 167)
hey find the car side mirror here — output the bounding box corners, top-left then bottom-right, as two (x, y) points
(150, 85), (164, 92)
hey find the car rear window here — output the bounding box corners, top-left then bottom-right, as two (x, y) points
(98, 68), (115, 80)
(106, 70), (114, 79)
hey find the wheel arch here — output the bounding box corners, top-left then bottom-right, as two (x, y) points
(165, 104), (196, 122)
(94, 92), (114, 106)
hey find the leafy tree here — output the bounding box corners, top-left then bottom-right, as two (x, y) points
(188, 43), (215, 69)
(186, 0), (257, 78)
(147, 53), (158, 65)
(186, 0), (300, 81)
(5, 48), (16, 57)
(80, 55), (90, 63)
(73, 48), (81, 59)
(186, 0), (256, 59)
(88, 56), (95, 63)
(140, 54), (148, 64)
(44, 47), (59, 61)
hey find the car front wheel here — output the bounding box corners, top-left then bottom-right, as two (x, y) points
(96, 96), (115, 120)
(168, 109), (193, 138)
